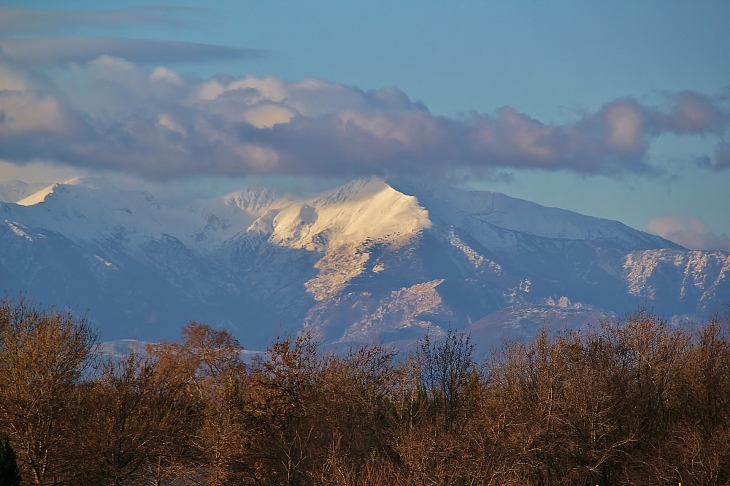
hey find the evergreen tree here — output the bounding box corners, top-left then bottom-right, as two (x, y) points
(0, 432), (21, 486)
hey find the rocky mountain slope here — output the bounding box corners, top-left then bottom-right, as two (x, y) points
(1, 177), (727, 349)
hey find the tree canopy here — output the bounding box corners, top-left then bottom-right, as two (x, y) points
(1, 298), (729, 485)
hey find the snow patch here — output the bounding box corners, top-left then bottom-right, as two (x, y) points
(16, 182), (58, 206)
(336, 279), (449, 343)
(94, 254), (118, 270)
(6, 221), (33, 240)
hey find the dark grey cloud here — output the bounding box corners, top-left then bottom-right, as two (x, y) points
(0, 6), (193, 33)
(1, 58), (728, 180)
(697, 142), (730, 171)
(646, 91), (729, 135)
(713, 143), (730, 170)
(0, 36), (263, 65)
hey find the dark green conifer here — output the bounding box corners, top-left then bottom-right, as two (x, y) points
(0, 432), (21, 486)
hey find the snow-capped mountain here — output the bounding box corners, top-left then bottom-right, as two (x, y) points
(0, 180), (51, 203)
(1, 176), (727, 349)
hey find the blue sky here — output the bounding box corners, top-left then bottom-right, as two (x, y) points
(1, 1), (729, 250)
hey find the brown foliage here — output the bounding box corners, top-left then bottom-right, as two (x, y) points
(75, 351), (201, 485)
(150, 322), (249, 485)
(0, 298), (96, 485)
(2, 299), (730, 485)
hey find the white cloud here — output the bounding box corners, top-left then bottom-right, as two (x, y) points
(647, 215), (730, 251)
(0, 91), (67, 135)
(1, 55), (729, 181)
(149, 66), (182, 85)
(604, 101), (644, 151)
(243, 105), (295, 128)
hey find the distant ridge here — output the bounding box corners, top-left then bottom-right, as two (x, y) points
(1, 177), (726, 349)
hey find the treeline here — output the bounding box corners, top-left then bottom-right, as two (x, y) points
(1, 298), (730, 485)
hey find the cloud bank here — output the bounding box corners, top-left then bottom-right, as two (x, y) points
(0, 36), (263, 65)
(0, 6), (193, 33)
(647, 215), (730, 252)
(1, 56), (728, 180)
(0, 7), (261, 66)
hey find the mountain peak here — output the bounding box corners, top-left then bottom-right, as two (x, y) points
(16, 183), (60, 206)
(0, 180), (54, 203)
(266, 177), (430, 250)
(2, 175), (719, 348)
(221, 185), (284, 215)
(390, 178), (678, 251)
(15, 177), (116, 206)
(315, 177), (389, 205)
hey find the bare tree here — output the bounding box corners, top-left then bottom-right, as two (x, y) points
(75, 350), (201, 486)
(418, 329), (477, 431)
(0, 298), (96, 485)
(150, 321), (249, 485)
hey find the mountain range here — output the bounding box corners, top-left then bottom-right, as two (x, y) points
(1, 177), (728, 350)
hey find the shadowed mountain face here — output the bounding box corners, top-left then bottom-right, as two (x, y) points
(1, 177), (727, 350)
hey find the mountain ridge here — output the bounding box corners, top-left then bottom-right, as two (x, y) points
(1, 176), (726, 349)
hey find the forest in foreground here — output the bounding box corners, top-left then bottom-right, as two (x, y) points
(1, 298), (730, 486)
